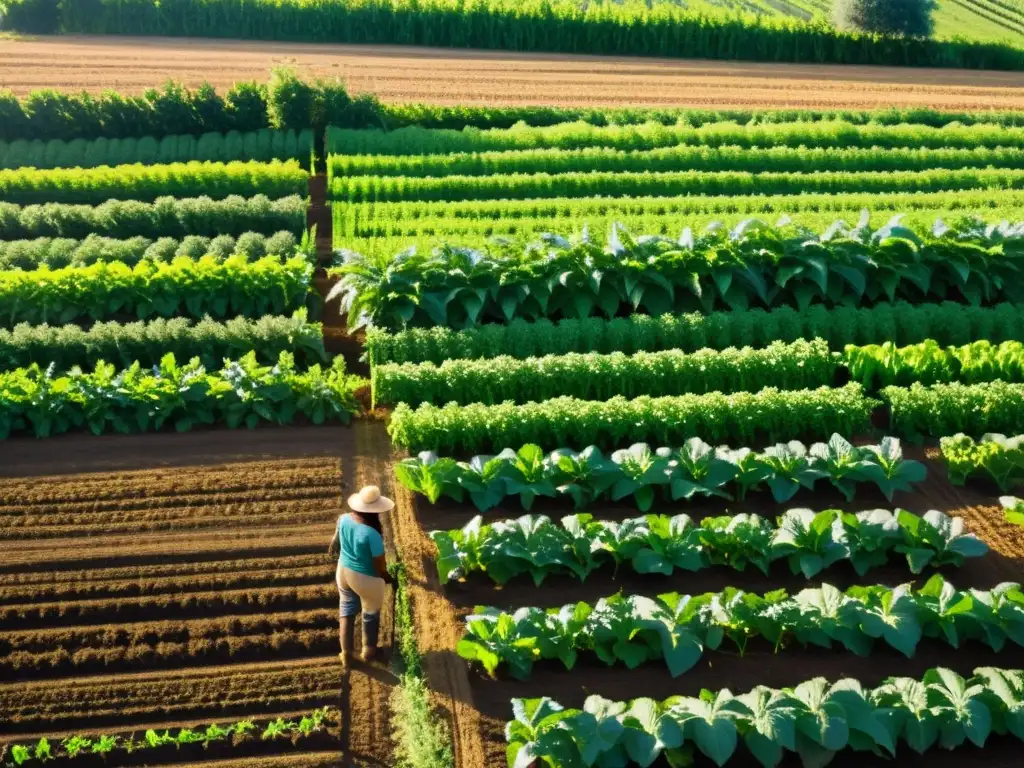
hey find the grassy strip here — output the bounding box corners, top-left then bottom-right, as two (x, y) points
(330, 166), (1024, 204)
(388, 563), (454, 768)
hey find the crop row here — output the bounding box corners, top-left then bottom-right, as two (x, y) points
(328, 144), (1024, 181)
(366, 301), (1024, 366)
(0, 195), (307, 240)
(335, 209), (1024, 259)
(0, 311), (324, 371)
(506, 666), (1024, 768)
(333, 219), (1024, 331)
(2, 609), (336, 677)
(4, 707), (336, 766)
(0, 160), (308, 206)
(884, 381), (1024, 440)
(399, 435), (925, 512)
(391, 381), (1024, 453)
(334, 190), (1024, 238)
(375, 338), (1024, 406)
(326, 121), (1024, 157)
(0, 583), (334, 628)
(0, 231), (305, 271)
(941, 433), (1024, 492)
(373, 339), (838, 406)
(329, 167), (1024, 203)
(0, 255), (310, 327)
(0, 128), (314, 171)
(388, 384), (873, 454)
(432, 507), (983, 585)
(0, 353), (365, 439)
(461, 576), (1020, 679)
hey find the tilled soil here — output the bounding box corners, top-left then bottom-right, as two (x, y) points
(0, 425), (397, 768)
(3, 36), (1024, 110)
(395, 444), (1024, 768)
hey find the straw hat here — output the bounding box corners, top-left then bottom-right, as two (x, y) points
(348, 485), (394, 514)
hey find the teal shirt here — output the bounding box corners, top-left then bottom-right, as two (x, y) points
(338, 514), (385, 578)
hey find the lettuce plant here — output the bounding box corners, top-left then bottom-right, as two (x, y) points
(461, 577), (1024, 679)
(398, 434), (924, 513)
(505, 667), (1024, 768)
(430, 509), (986, 586)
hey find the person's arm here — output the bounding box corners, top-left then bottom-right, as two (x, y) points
(370, 530), (393, 584)
(328, 517), (340, 558)
(373, 555), (394, 584)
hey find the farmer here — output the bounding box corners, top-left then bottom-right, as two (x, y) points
(329, 485), (394, 667)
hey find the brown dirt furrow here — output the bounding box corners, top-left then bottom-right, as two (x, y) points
(0, 425), (355, 477)
(2, 36), (1024, 111)
(0, 459), (339, 499)
(0, 563), (328, 604)
(0, 554), (325, 591)
(0, 657), (342, 736)
(3, 508), (337, 540)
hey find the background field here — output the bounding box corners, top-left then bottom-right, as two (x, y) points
(3, 37), (1024, 110)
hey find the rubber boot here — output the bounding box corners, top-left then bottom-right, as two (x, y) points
(360, 611), (382, 662)
(338, 616), (354, 668)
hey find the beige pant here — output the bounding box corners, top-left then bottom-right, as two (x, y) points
(336, 560), (385, 617)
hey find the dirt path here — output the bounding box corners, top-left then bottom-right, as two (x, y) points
(3, 36), (1024, 110)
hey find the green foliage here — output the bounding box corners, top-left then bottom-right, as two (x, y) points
(336, 191), (1024, 257)
(330, 167), (1024, 204)
(0, 195), (307, 240)
(0, 311), (325, 371)
(330, 144), (1024, 181)
(0, 128), (313, 170)
(0, 230), (300, 270)
(430, 507), (984, 585)
(835, 0), (935, 37)
(327, 119), (1024, 157)
(0, 159), (307, 205)
(397, 435), (925, 512)
(1001, 496), (1024, 527)
(0, 352), (365, 439)
(331, 219), (1024, 332)
(0, 254), (312, 327)
(366, 301), (1024, 366)
(941, 433), (1024, 491)
(462, 575), (1019, 679)
(6, 0), (1023, 69)
(505, 667), (1024, 767)
(388, 383), (876, 454)
(882, 381), (1024, 439)
(846, 339), (1024, 388)
(2, 709), (338, 765)
(374, 339), (837, 407)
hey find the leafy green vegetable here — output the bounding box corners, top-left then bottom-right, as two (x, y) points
(398, 434), (921, 512)
(507, 667), (1024, 767)
(461, 577), (1023, 678)
(431, 508), (985, 586)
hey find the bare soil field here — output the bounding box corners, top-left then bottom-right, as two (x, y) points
(0, 424), (397, 768)
(391, 446), (1024, 768)
(3, 36), (1024, 110)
